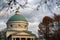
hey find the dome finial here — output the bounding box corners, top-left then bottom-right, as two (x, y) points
(15, 7), (20, 14)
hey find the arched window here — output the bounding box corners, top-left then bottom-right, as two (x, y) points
(25, 25), (27, 28)
(10, 25), (13, 27)
(18, 24), (22, 28)
(18, 24), (21, 26)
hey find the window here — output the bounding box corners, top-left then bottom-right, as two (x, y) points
(18, 24), (22, 28)
(24, 25), (27, 28)
(10, 25), (13, 27)
(18, 24), (21, 26)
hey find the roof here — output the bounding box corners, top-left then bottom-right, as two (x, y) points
(8, 14), (27, 22)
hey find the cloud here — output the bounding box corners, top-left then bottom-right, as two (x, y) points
(0, 0), (60, 36)
(0, 21), (6, 31)
(28, 0), (41, 5)
(28, 22), (39, 37)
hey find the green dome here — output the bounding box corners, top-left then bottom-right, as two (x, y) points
(8, 14), (27, 22)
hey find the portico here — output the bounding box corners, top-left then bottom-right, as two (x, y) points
(12, 36), (34, 40)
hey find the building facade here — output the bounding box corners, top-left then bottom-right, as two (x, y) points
(6, 11), (37, 40)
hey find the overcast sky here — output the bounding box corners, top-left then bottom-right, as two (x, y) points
(0, 0), (60, 37)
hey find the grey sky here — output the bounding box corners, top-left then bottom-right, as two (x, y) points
(0, 0), (60, 37)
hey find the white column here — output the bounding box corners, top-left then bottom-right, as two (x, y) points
(20, 38), (21, 40)
(26, 38), (27, 40)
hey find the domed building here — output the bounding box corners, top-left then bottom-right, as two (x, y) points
(6, 10), (37, 40)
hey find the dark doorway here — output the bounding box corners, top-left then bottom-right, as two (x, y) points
(27, 38), (30, 40)
(21, 38), (26, 40)
(16, 38), (20, 40)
